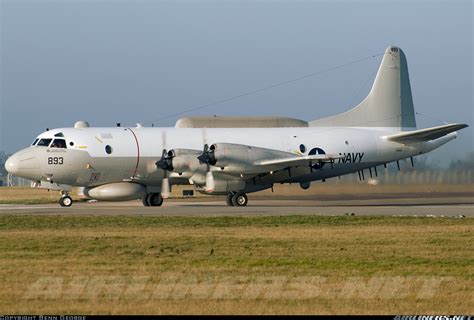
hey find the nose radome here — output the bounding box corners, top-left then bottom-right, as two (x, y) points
(5, 155), (19, 175)
(4, 150), (40, 180)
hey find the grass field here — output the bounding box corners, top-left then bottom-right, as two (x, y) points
(0, 215), (472, 314)
(0, 187), (82, 204)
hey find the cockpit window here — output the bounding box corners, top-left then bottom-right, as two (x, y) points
(37, 138), (52, 147)
(51, 139), (67, 148)
(32, 138), (39, 146)
(54, 132), (64, 137)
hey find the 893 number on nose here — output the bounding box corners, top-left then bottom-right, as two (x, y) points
(48, 157), (64, 165)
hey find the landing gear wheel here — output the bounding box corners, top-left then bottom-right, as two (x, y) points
(59, 195), (73, 207)
(226, 192), (235, 206)
(142, 196), (150, 207)
(148, 193), (163, 207)
(231, 192), (248, 207)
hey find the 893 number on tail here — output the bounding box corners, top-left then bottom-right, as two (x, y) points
(48, 157), (64, 165)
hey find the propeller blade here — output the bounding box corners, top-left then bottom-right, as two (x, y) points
(198, 144), (209, 163)
(162, 130), (167, 150)
(205, 167), (215, 192)
(201, 130), (215, 192)
(159, 130), (171, 198)
(161, 174), (170, 198)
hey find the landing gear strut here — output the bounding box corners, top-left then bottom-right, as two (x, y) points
(59, 194), (73, 207)
(143, 193), (163, 207)
(226, 191), (248, 207)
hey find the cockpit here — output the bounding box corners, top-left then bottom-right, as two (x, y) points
(31, 132), (68, 149)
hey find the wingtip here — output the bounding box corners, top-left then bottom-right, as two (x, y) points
(445, 123), (469, 130)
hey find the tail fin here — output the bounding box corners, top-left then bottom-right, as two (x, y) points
(310, 46), (416, 129)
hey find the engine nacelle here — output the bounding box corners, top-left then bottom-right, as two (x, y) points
(168, 149), (203, 173)
(84, 182), (146, 201)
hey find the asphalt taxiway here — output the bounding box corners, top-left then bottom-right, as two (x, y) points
(0, 197), (472, 217)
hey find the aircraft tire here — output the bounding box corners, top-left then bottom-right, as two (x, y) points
(231, 192), (248, 207)
(59, 196), (73, 207)
(149, 193), (163, 207)
(225, 192), (235, 206)
(142, 196), (151, 207)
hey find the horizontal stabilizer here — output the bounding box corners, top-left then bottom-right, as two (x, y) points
(385, 123), (468, 144)
(255, 153), (343, 167)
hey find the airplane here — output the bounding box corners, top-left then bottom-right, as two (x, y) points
(4, 46), (468, 207)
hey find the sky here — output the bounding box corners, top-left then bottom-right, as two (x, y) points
(0, 0), (472, 165)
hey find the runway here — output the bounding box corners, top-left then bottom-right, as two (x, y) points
(0, 196), (472, 217)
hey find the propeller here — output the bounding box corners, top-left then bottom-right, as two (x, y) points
(198, 144), (216, 193)
(155, 131), (173, 198)
(156, 149), (174, 171)
(197, 144), (217, 165)
(198, 130), (216, 193)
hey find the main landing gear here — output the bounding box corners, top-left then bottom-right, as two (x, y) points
(226, 191), (248, 207)
(142, 193), (164, 207)
(59, 194), (73, 207)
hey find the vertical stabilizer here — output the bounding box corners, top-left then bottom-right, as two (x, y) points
(310, 46), (416, 129)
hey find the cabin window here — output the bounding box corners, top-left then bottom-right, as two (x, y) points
(105, 145), (113, 154)
(31, 138), (39, 146)
(299, 144), (306, 153)
(37, 139), (52, 147)
(51, 139), (67, 149)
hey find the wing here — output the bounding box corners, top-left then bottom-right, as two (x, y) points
(385, 123), (468, 144)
